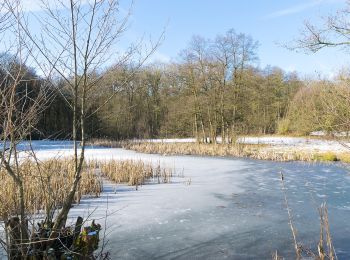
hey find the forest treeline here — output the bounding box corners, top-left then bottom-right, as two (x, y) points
(4, 29), (348, 141)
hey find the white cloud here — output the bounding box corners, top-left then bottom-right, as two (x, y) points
(265, 0), (346, 18)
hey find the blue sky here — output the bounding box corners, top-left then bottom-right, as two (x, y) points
(20, 0), (349, 77)
(122, 0), (347, 78)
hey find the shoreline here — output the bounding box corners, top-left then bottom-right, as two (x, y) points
(121, 141), (350, 163)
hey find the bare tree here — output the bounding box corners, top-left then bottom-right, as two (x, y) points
(289, 1), (350, 136)
(212, 29), (258, 142)
(5, 0), (162, 235)
(296, 2), (350, 52)
(0, 2), (48, 256)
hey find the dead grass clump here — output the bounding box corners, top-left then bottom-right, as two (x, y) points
(86, 138), (122, 148)
(99, 159), (173, 190)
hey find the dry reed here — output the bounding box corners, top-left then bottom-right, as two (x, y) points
(0, 158), (102, 220)
(0, 158), (175, 220)
(122, 142), (305, 161)
(98, 159), (173, 190)
(86, 138), (121, 148)
(278, 172), (336, 260)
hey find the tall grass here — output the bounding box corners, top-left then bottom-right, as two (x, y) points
(123, 142), (262, 156)
(122, 142), (310, 161)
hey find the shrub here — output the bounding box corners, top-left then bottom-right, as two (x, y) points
(314, 152), (338, 162)
(277, 119), (291, 135)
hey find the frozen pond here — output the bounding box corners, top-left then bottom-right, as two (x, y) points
(10, 141), (350, 258)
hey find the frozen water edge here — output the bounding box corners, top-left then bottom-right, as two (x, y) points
(11, 136), (350, 159)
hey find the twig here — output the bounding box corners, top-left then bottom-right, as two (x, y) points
(279, 171), (301, 259)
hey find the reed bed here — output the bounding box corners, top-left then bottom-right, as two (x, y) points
(98, 159), (173, 190)
(86, 138), (121, 148)
(0, 158), (175, 219)
(0, 159), (103, 219)
(123, 142), (350, 163)
(123, 142), (261, 157)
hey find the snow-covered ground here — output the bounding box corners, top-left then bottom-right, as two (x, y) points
(2, 141), (350, 259)
(133, 136), (350, 153)
(238, 136), (350, 153)
(134, 138), (196, 143)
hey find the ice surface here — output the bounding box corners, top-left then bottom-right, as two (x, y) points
(2, 141), (350, 259)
